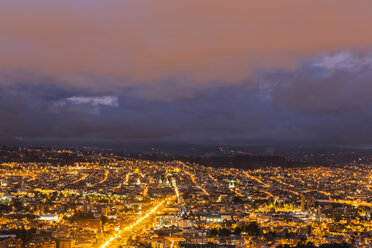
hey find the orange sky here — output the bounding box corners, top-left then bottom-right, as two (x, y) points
(1, 0), (372, 87)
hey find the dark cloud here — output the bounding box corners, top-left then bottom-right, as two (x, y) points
(1, 52), (372, 145)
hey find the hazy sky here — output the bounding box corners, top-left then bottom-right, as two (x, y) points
(1, 0), (372, 145)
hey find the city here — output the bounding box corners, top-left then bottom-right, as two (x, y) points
(0, 147), (370, 247)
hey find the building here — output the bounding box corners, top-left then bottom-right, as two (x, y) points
(26, 240), (56, 248)
(76, 219), (102, 233)
(156, 214), (178, 228)
(100, 206), (110, 216)
(300, 194), (314, 213)
(58, 239), (75, 248)
(0, 237), (22, 248)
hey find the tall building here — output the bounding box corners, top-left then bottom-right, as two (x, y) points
(178, 195), (184, 205)
(301, 194), (306, 212)
(300, 194), (315, 213)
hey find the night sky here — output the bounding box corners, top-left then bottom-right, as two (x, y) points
(1, 1), (372, 146)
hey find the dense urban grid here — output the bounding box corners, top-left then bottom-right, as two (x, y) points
(0, 148), (370, 248)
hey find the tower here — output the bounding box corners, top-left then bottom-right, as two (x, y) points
(301, 194), (306, 212)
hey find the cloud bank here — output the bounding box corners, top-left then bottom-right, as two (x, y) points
(0, 53), (372, 145)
